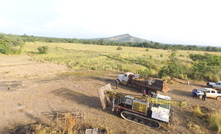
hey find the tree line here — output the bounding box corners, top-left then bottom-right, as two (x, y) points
(16, 34), (221, 52)
(1, 33), (221, 53)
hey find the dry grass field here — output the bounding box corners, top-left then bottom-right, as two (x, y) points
(23, 42), (221, 76)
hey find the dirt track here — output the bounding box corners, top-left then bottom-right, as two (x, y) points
(0, 55), (220, 134)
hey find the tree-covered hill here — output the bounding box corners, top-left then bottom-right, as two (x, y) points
(91, 33), (150, 43)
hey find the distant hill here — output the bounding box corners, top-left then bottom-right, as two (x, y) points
(93, 34), (150, 43)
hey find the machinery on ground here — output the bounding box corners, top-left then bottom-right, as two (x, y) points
(98, 84), (188, 128)
(117, 72), (170, 94)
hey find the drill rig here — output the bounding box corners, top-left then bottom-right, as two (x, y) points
(98, 84), (188, 128)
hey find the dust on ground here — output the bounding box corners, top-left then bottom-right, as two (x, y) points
(0, 55), (219, 134)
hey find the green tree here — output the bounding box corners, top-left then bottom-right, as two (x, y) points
(159, 51), (184, 78)
(97, 39), (106, 45)
(159, 64), (184, 78)
(0, 34), (23, 54)
(191, 62), (210, 80)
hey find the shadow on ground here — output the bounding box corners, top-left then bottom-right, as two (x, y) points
(170, 89), (191, 97)
(50, 88), (101, 109)
(24, 112), (46, 124)
(0, 80), (22, 90)
(91, 77), (142, 94)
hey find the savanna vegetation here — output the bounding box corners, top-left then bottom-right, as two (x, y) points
(1, 33), (221, 134)
(193, 105), (221, 134)
(21, 42), (221, 82)
(21, 34), (221, 52)
(1, 33), (221, 52)
(1, 33), (221, 81)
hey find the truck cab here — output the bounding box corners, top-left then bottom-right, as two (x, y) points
(117, 72), (140, 83)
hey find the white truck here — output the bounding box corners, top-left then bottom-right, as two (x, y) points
(207, 81), (221, 89)
(195, 88), (221, 100)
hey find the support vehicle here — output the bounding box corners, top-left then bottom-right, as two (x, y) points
(194, 88), (221, 100)
(207, 81), (221, 90)
(117, 72), (170, 94)
(98, 84), (188, 128)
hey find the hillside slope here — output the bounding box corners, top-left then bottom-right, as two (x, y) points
(94, 33), (150, 43)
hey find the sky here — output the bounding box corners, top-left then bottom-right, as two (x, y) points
(0, 0), (221, 46)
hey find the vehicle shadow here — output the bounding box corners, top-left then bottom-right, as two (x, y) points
(169, 89), (191, 98)
(91, 77), (142, 94)
(189, 83), (206, 88)
(50, 88), (101, 109)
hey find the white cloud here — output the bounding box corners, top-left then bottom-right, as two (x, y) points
(23, 17), (35, 23)
(0, 16), (17, 26)
(0, 0), (221, 46)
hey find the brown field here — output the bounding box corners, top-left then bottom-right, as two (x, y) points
(0, 54), (220, 134)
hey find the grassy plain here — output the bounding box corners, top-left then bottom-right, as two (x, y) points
(23, 42), (220, 78)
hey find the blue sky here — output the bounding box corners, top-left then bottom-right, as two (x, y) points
(0, 0), (221, 46)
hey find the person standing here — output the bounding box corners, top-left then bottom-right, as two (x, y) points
(192, 89), (197, 98)
(142, 89), (147, 96)
(202, 91), (207, 101)
(115, 79), (120, 89)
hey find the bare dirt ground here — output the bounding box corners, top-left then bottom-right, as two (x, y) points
(0, 55), (220, 134)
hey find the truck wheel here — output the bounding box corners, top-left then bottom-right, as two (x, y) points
(116, 79), (120, 84)
(147, 90), (154, 96)
(216, 96), (221, 100)
(169, 106), (174, 126)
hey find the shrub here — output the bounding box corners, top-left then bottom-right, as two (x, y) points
(194, 105), (204, 117)
(117, 46), (122, 50)
(212, 75), (221, 82)
(0, 35), (23, 55)
(208, 112), (221, 134)
(178, 74), (188, 80)
(38, 46), (49, 54)
(149, 55), (152, 59)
